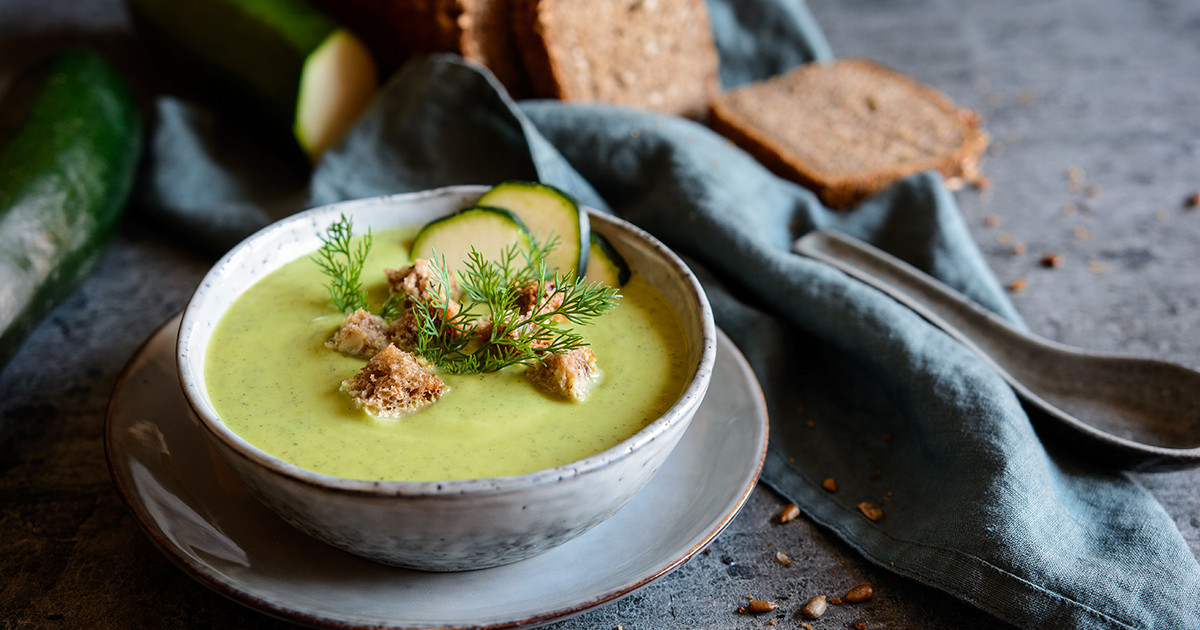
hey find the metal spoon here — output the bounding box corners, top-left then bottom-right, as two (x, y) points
(794, 229), (1200, 472)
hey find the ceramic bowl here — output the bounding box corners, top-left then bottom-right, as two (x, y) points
(176, 185), (716, 571)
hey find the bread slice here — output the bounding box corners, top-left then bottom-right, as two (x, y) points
(513, 0), (720, 118)
(708, 59), (989, 208)
(310, 0), (531, 97)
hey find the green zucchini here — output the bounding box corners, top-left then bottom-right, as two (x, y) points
(584, 231), (631, 288)
(476, 181), (590, 278)
(0, 50), (142, 369)
(410, 206), (533, 280)
(126, 0), (377, 161)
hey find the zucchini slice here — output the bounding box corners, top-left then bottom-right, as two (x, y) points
(476, 181), (589, 278)
(126, 0), (378, 162)
(409, 206), (532, 280)
(584, 232), (631, 288)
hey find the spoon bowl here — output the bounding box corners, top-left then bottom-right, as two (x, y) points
(794, 229), (1200, 472)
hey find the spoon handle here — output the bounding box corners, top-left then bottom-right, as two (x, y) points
(792, 230), (1035, 382)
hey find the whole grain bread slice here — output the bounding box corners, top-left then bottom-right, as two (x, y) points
(311, 0), (531, 97)
(512, 0), (720, 118)
(708, 59), (989, 208)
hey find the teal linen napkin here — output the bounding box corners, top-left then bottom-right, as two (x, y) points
(133, 2), (1200, 628)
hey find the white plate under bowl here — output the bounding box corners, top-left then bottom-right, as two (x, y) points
(106, 314), (768, 629)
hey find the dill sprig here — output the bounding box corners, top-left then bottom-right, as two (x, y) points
(415, 241), (620, 374)
(312, 214), (371, 313)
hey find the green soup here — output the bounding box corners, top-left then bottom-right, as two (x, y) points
(205, 228), (691, 481)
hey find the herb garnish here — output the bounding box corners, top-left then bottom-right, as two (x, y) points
(312, 214), (371, 313)
(414, 241), (620, 374)
(315, 215), (621, 375)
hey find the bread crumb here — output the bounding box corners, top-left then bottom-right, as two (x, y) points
(822, 477), (838, 492)
(778, 503), (801, 523)
(857, 502), (884, 521)
(1007, 278), (1027, 293)
(1040, 253), (1063, 268)
(1186, 191), (1200, 208)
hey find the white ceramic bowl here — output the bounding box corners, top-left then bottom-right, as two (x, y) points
(177, 185), (716, 571)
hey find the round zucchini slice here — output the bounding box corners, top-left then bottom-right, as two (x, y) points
(584, 232), (631, 288)
(409, 206), (532, 279)
(476, 181), (589, 278)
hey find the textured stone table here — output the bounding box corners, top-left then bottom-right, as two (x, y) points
(2, 0), (1197, 628)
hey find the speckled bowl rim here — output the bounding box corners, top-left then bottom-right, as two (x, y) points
(177, 185), (716, 499)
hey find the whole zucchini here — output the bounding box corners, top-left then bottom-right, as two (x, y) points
(0, 50), (142, 370)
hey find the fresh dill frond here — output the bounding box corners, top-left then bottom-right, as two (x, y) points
(413, 240), (620, 374)
(312, 214), (371, 314)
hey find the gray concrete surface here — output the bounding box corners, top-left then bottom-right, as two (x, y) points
(2, 0), (1197, 628)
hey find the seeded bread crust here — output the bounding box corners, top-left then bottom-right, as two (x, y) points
(311, 0), (531, 97)
(708, 59), (989, 208)
(512, 0), (720, 118)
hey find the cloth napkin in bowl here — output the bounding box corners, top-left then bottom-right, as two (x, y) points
(133, 1), (1200, 628)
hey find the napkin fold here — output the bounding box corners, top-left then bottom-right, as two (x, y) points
(133, 2), (1200, 628)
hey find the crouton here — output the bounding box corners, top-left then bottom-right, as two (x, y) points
(515, 280), (564, 318)
(526, 347), (600, 401)
(325, 308), (391, 359)
(340, 344), (449, 417)
(385, 259), (455, 304)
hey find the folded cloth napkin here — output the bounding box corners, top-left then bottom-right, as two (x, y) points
(134, 2), (1200, 628)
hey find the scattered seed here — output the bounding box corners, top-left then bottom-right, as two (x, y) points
(1007, 278), (1027, 293)
(1072, 225), (1092, 241)
(845, 583), (875, 603)
(1012, 242), (1027, 255)
(1067, 166), (1086, 183)
(747, 599), (778, 613)
(1085, 184), (1102, 198)
(1062, 202), (1078, 216)
(779, 503), (801, 524)
(983, 214), (1002, 227)
(996, 231), (1013, 244)
(822, 477), (838, 492)
(857, 502), (884, 521)
(1040, 253), (1062, 268)
(736, 606), (746, 614)
(1187, 191), (1200, 208)
(768, 619), (776, 626)
(1088, 261), (1107, 274)
(803, 595), (828, 619)
(775, 550), (793, 566)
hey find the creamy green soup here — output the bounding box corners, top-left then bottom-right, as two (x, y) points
(205, 228), (690, 481)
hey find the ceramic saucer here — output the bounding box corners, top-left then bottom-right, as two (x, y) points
(106, 314), (768, 629)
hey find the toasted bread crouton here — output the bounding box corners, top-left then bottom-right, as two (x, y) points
(526, 346), (600, 401)
(515, 280), (564, 318)
(708, 59), (989, 208)
(326, 308), (391, 359)
(385, 259), (456, 304)
(340, 344), (449, 417)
